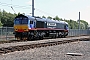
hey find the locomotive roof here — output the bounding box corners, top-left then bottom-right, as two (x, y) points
(15, 14), (68, 25)
(15, 14), (28, 18)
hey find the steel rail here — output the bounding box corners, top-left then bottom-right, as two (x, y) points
(0, 37), (89, 55)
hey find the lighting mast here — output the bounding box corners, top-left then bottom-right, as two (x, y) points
(32, 0), (34, 17)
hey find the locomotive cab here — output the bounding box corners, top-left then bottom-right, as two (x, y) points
(14, 14), (37, 40)
(14, 14), (29, 32)
(14, 14), (29, 40)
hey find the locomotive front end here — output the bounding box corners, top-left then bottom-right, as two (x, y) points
(14, 14), (29, 40)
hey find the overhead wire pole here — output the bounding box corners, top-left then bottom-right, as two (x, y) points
(78, 12), (80, 36)
(32, 0), (34, 17)
(79, 12), (80, 30)
(11, 0), (16, 13)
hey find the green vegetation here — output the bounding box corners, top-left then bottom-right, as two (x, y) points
(64, 19), (88, 29)
(43, 16), (88, 29)
(0, 21), (3, 27)
(0, 10), (88, 29)
(0, 10), (17, 27)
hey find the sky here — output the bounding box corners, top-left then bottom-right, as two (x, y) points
(0, 0), (90, 24)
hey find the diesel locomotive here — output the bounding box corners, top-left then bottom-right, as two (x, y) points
(14, 14), (69, 40)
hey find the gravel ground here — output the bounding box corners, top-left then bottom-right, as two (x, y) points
(0, 41), (90, 60)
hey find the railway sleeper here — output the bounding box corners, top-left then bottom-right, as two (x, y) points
(0, 51), (5, 54)
(42, 44), (48, 47)
(0, 48), (11, 54)
(22, 46), (30, 50)
(4, 50), (11, 54)
(0, 37), (86, 55)
(29, 45), (36, 49)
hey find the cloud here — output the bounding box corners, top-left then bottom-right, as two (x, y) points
(26, 0), (32, 5)
(70, 0), (75, 1)
(80, 6), (90, 24)
(65, 6), (90, 24)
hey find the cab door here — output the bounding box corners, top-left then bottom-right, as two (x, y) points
(28, 20), (34, 29)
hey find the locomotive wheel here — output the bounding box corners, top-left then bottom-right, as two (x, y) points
(16, 37), (20, 40)
(39, 36), (43, 40)
(20, 36), (22, 40)
(63, 35), (66, 38)
(61, 35), (66, 38)
(51, 35), (56, 39)
(56, 33), (59, 38)
(60, 35), (63, 38)
(28, 35), (34, 41)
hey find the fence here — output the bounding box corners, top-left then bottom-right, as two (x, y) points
(0, 27), (15, 40)
(0, 27), (90, 40)
(68, 29), (90, 36)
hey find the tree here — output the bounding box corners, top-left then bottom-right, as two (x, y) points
(1, 10), (17, 27)
(64, 19), (79, 29)
(53, 16), (61, 21)
(0, 21), (3, 27)
(80, 20), (88, 29)
(0, 9), (3, 27)
(47, 16), (52, 19)
(42, 16), (46, 18)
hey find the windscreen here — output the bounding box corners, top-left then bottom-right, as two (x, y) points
(14, 17), (28, 25)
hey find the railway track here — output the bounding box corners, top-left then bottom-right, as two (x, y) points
(0, 36), (89, 55)
(0, 40), (77, 55)
(0, 37), (67, 44)
(0, 35), (88, 44)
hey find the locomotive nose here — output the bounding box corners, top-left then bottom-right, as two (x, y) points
(14, 25), (28, 32)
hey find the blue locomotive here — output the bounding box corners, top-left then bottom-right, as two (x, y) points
(14, 14), (69, 40)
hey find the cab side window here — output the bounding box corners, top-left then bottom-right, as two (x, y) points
(30, 21), (33, 24)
